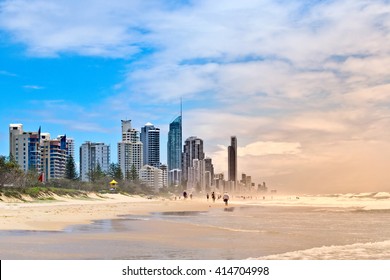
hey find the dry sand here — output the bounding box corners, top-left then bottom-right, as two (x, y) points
(0, 193), (225, 231)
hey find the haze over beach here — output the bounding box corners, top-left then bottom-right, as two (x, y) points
(1, 0), (390, 194)
(1, 192), (390, 259)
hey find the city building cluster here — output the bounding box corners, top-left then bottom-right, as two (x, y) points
(8, 113), (268, 194)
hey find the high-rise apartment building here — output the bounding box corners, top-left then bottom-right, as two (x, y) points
(159, 164), (168, 188)
(118, 120), (143, 179)
(118, 141), (143, 179)
(58, 135), (75, 159)
(9, 124), (70, 181)
(168, 169), (182, 187)
(204, 158), (214, 183)
(121, 119), (139, 142)
(182, 136), (204, 185)
(140, 122), (160, 168)
(41, 137), (67, 180)
(9, 124), (43, 172)
(139, 165), (163, 192)
(79, 141), (110, 181)
(187, 158), (206, 192)
(228, 136), (237, 183)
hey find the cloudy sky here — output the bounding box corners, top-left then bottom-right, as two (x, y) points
(1, 0), (390, 194)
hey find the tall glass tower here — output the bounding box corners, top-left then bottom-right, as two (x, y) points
(167, 112), (183, 187)
(167, 115), (182, 172)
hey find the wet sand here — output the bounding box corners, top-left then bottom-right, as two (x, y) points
(3, 193), (389, 260)
(0, 218), (248, 259)
(0, 193), (225, 231)
(0, 194), (243, 259)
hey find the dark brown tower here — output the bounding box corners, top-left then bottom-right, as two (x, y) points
(228, 136), (237, 182)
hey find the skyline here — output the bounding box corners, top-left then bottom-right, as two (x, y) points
(1, 0), (390, 193)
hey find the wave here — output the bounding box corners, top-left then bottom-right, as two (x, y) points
(321, 192), (390, 199)
(252, 240), (390, 260)
(239, 192), (390, 211)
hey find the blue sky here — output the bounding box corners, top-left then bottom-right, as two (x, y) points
(1, 0), (390, 193)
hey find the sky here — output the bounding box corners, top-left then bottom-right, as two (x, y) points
(1, 0), (390, 194)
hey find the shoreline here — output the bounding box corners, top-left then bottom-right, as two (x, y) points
(2, 192), (390, 259)
(2, 191), (390, 232)
(0, 193), (230, 231)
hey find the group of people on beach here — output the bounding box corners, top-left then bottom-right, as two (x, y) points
(181, 191), (230, 206)
(206, 191), (230, 206)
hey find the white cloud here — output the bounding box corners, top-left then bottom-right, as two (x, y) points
(23, 85), (44, 90)
(0, 70), (17, 76)
(0, 0), (149, 57)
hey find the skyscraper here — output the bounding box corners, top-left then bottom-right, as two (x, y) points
(182, 136), (205, 184)
(167, 115), (182, 170)
(167, 115), (182, 184)
(140, 122), (160, 168)
(121, 119), (138, 142)
(118, 120), (143, 179)
(79, 141), (110, 181)
(228, 136), (237, 183)
(205, 157), (214, 189)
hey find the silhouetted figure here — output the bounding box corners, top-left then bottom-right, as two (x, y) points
(211, 192), (216, 202)
(183, 191), (188, 199)
(223, 192), (229, 206)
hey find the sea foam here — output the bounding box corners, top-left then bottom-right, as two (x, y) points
(238, 192), (390, 211)
(253, 240), (390, 260)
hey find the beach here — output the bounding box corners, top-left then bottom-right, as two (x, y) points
(0, 193), (222, 231)
(1, 192), (390, 259)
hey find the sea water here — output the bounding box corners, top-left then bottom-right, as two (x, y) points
(0, 192), (390, 259)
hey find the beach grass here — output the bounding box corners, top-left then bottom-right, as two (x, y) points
(0, 186), (88, 201)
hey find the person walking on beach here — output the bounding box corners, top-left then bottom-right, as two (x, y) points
(206, 193), (209, 200)
(223, 192), (229, 206)
(211, 191), (216, 202)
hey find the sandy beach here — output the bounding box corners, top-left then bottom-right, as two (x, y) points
(2, 192), (390, 259)
(0, 193), (226, 231)
(2, 192), (390, 232)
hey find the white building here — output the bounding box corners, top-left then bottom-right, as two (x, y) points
(9, 124), (44, 173)
(79, 141), (110, 181)
(187, 159), (206, 192)
(160, 164), (168, 188)
(118, 120), (143, 180)
(139, 165), (163, 192)
(118, 141), (143, 179)
(168, 169), (182, 187)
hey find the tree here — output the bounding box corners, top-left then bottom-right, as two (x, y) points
(65, 155), (78, 180)
(107, 163), (123, 181)
(87, 163), (105, 182)
(0, 155), (23, 187)
(127, 164), (138, 181)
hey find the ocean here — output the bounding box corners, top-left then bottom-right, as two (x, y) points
(1, 192), (390, 259)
